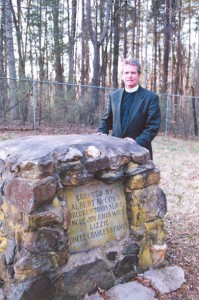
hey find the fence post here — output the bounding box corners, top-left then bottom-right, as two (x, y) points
(32, 80), (37, 131)
(165, 94), (170, 134)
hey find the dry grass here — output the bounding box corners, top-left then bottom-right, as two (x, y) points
(153, 135), (199, 300)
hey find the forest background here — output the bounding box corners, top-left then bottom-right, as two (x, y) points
(0, 0), (199, 137)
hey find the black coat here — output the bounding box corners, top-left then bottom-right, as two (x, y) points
(98, 86), (161, 159)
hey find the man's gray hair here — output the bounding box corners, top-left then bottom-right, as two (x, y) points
(122, 58), (141, 75)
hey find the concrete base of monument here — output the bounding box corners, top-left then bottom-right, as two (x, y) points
(0, 135), (167, 299)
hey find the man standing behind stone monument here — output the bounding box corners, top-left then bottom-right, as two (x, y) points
(97, 57), (161, 159)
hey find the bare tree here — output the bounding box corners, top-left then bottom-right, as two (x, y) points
(122, 0), (127, 59)
(86, 0), (112, 107)
(150, 0), (164, 92)
(0, 0), (6, 115)
(185, 0), (191, 90)
(174, 0), (183, 96)
(5, 0), (18, 120)
(67, 0), (77, 85)
(11, 0), (26, 77)
(162, 0), (171, 94)
(11, 0), (31, 123)
(112, 0), (120, 88)
(135, 0), (141, 60)
(51, 0), (64, 99)
(191, 26), (199, 136)
(143, 0), (149, 88)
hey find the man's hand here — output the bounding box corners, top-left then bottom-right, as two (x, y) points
(94, 132), (108, 136)
(124, 137), (136, 143)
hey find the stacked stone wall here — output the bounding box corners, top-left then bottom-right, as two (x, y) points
(0, 135), (167, 299)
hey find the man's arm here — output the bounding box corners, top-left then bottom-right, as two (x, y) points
(98, 93), (113, 134)
(135, 94), (161, 148)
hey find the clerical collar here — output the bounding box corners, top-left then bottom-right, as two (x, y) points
(125, 85), (139, 93)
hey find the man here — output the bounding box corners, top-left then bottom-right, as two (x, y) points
(98, 57), (161, 159)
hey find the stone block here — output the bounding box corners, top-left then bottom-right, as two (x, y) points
(142, 266), (186, 294)
(7, 275), (55, 300)
(57, 243), (69, 266)
(124, 168), (160, 190)
(144, 219), (166, 244)
(113, 255), (138, 278)
(24, 229), (60, 252)
(4, 239), (16, 265)
(29, 205), (63, 230)
(4, 176), (57, 213)
(14, 253), (59, 281)
(138, 240), (153, 272)
(1, 201), (23, 224)
(62, 172), (94, 186)
(58, 161), (83, 178)
(127, 185), (167, 227)
(150, 243), (167, 266)
(95, 169), (124, 183)
(54, 260), (115, 300)
(124, 160), (155, 176)
(106, 281), (156, 300)
(0, 254), (7, 281)
(18, 160), (55, 179)
(123, 241), (139, 255)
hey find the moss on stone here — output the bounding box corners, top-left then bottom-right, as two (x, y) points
(0, 235), (7, 253)
(138, 240), (153, 271)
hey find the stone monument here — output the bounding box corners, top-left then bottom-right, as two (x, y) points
(0, 134), (167, 299)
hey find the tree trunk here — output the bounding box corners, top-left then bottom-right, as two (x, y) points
(185, 0), (191, 91)
(112, 0), (120, 89)
(135, 0), (141, 59)
(162, 0), (171, 94)
(5, 0), (18, 120)
(0, 1), (6, 115)
(123, 0), (127, 59)
(12, 0), (29, 123)
(86, 0), (112, 109)
(52, 0), (64, 101)
(11, 0), (26, 77)
(81, 0), (86, 86)
(131, 0), (137, 57)
(191, 87), (198, 136)
(174, 0), (182, 96)
(38, 0), (45, 125)
(143, 0), (149, 89)
(151, 0), (159, 93)
(67, 0), (77, 86)
(191, 28), (199, 136)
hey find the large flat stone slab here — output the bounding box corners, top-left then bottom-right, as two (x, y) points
(0, 134), (149, 167)
(141, 266), (186, 294)
(84, 281), (156, 300)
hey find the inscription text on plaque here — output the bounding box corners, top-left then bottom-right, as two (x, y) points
(65, 181), (129, 253)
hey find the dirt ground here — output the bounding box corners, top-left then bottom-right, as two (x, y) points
(0, 126), (198, 300)
(153, 135), (199, 300)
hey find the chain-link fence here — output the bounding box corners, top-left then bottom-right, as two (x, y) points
(0, 77), (198, 138)
(159, 94), (199, 138)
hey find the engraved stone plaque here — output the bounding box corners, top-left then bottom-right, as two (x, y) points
(65, 181), (129, 253)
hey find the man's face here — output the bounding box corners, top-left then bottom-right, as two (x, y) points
(122, 64), (140, 89)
